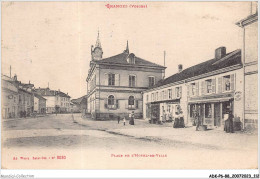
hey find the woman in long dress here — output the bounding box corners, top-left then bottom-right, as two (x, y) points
(224, 110), (234, 133)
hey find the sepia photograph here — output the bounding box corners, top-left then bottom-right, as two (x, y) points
(1, 1), (258, 174)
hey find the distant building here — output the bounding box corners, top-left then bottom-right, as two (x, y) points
(71, 95), (87, 113)
(236, 5), (258, 129)
(2, 74), (37, 118)
(143, 47), (243, 130)
(35, 88), (71, 113)
(86, 33), (166, 120)
(33, 93), (46, 114)
(1, 75), (19, 118)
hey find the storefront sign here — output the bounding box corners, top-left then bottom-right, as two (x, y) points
(234, 91), (242, 101)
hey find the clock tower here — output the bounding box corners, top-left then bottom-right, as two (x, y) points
(91, 31), (103, 61)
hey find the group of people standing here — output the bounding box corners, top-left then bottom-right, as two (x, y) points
(194, 106), (234, 133)
(117, 111), (135, 126)
(19, 110), (27, 118)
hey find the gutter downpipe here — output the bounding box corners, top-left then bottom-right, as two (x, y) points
(241, 23), (246, 131)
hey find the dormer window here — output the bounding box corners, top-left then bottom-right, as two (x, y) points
(127, 53), (135, 64)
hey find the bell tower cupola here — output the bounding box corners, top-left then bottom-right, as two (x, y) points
(91, 30), (103, 60)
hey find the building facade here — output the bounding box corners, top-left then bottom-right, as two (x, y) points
(1, 74), (36, 118)
(34, 93), (47, 114)
(143, 47), (244, 130)
(35, 88), (71, 113)
(86, 34), (165, 120)
(1, 75), (19, 118)
(71, 95), (87, 113)
(236, 7), (258, 129)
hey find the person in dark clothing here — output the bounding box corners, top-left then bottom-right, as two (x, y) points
(117, 116), (120, 124)
(224, 110), (234, 133)
(195, 111), (200, 131)
(129, 111), (135, 125)
(173, 112), (179, 128)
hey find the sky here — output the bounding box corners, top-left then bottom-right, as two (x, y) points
(1, 1), (254, 99)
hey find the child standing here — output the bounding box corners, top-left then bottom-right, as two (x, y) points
(123, 117), (126, 126)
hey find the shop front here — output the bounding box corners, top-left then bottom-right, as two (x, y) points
(188, 93), (234, 129)
(147, 99), (180, 124)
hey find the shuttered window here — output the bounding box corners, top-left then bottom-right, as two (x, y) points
(206, 79), (212, 93)
(212, 78), (216, 93)
(115, 74), (120, 86)
(218, 77), (222, 93)
(148, 76), (155, 87)
(129, 75), (136, 87)
(108, 74), (115, 86)
(108, 95), (114, 105)
(191, 83), (196, 96)
(168, 89), (172, 99)
(201, 81), (205, 95)
(222, 74), (235, 92)
(196, 82), (199, 96)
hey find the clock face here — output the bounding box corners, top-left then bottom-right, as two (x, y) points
(92, 47), (103, 60)
(94, 47), (102, 54)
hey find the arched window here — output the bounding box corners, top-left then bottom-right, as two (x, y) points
(128, 96), (134, 105)
(108, 95), (115, 105)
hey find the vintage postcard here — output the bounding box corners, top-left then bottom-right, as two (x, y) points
(1, 1), (258, 172)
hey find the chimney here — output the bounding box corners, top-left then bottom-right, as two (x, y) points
(13, 74), (17, 81)
(215, 47), (226, 60)
(178, 64), (183, 73)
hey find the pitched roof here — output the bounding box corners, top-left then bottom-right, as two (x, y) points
(34, 93), (46, 100)
(152, 49), (242, 88)
(95, 52), (165, 69)
(35, 88), (70, 98)
(236, 13), (258, 27)
(71, 95), (87, 104)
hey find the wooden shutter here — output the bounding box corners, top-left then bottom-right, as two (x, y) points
(172, 88), (175, 99)
(212, 78), (216, 93)
(135, 100), (138, 109)
(230, 74), (235, 91)
(135, 75), (137, 87)
(218, 77), (222, 93)
(201, 81), (205, 95)
(104, 99), (108, 109)
(179, 86), (182, 98)
(104, 73), (108, 86)
(116, 100), (119, 109)
(115, 74), (120, 86)
(187, 85), (190, 97)
(196, 82), (199, 96)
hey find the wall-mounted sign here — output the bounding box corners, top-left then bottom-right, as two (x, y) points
(8, 95), (13, 99)
(234, 91), (242, 101)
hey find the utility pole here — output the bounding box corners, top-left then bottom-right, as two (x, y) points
(10, 65), (12, 78)
(163, 51), (166, 79)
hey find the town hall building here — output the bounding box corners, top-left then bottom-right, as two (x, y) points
(86, 33), (166, 120)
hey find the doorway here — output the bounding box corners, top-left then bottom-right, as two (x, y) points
(214, 103), (221, 127)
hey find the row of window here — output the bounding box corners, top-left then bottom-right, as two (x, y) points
(146, 74), (235, 102)
(188, 74), (235, 96)
(61, 102), (70, 107)
(148, 86), (182, 102)
(105, 73), (155, 87)
(56, 96), (70, 101)
(104, 95), (139, 110)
